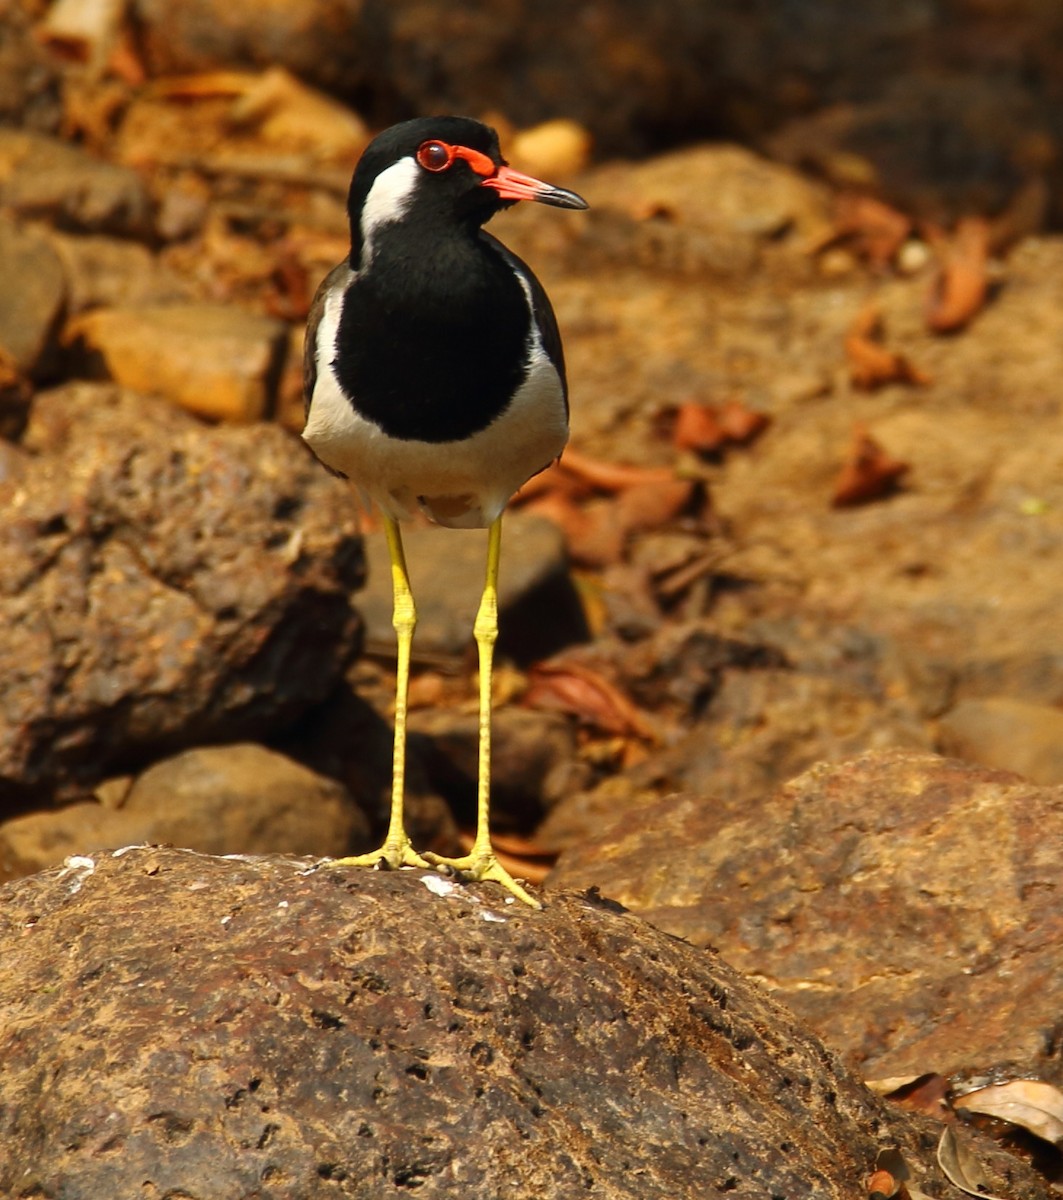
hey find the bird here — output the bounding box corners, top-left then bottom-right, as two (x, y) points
(302, 116), (588, 908)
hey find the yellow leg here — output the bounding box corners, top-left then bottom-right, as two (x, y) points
(331, 513), (429, 871)
(425, 516), (541, 908)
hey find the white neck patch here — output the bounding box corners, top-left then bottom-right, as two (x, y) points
(360, 156), (420, 265)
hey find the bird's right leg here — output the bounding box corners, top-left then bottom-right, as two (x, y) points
(330, 513), (429, 871)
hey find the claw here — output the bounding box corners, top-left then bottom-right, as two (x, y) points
(329, 839), (431, 872)
(424, 850), (542, 909)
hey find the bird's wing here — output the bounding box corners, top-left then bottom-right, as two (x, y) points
(481, 233), (569, 410)
(303, 261), (355, 423)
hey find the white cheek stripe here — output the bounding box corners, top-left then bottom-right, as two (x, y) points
(360, 157), (420, 264)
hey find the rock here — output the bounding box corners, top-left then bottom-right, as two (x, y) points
(71, 302), (288, 422)
(46, 231), (190, 314)
(359, 513), (588, 667)
(0, 744), (367, 881)
(0, 846), (1051, 1199)
(407, 706), (581, 831)
(538, 618), (931, 852)
(0, 384), (364, 803)
(937, 696), (1063, 786)
(0, 0), (63, 132)
(132, 0), (364, 100)
(768, 73), (1050, 223)
(128, 0), (1063, 186)
(0, 217), (66, 375)
(0, 130), (151, 236)
(583, 144), (828, 242)
(272, 681), (461, 858)
(550, 751), (1063, 1083)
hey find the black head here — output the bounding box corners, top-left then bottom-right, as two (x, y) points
(346, 116), (587, 269)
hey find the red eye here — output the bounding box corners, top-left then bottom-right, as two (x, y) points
(416, 140), (454, 172)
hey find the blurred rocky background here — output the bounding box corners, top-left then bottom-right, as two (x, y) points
(2, 0), (1063, 1194)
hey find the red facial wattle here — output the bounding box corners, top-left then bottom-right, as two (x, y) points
(415, 139), (588, 211)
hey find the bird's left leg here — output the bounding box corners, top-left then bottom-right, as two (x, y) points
(330, 512), (430, 872)
(425, 516), (541, 908)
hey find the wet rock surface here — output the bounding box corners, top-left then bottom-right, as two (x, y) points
(550, 751), (1063, 1083)
(0, 384), (363, 803)
(0, 846), (1052, 1200)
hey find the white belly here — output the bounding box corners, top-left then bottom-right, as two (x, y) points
(303, 289), (568, 529)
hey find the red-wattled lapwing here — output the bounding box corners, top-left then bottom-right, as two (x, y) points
(303, 116), (587, 907)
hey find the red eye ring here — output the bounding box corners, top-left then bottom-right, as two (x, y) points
(416, 140), (455, 172)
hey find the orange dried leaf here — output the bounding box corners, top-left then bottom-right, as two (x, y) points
(717, 399), (770, 443)
(832, 427), (909, 507)
(512, 459), (586, 504)
(867, 1169), (899, 1199)
(673, 402), (726, 453)
(846, 305), (930, 390)
(566, 503), (627, 568)
(829, 193), (913, 269)
(926, 216), (989, 334)
(524, 662), (653, 739)
(152, 71), (259, 101)
(614, 478), (694, 536)
(559, 447), (675, 493)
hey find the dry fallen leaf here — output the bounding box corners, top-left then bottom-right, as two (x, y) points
(671, 399), (770, 454)
(832, 426), (909, 507)
(558, 447), (676, 493)
(954, 1078), (1063, 1147)
(523, 661), (654, 739)
(845, 305), (930, 390)
(716, 399), (771, 444)
(926, 216), (990, 334)
(613, 478), (694, 536)
(867, 1168), (900, 1198)
(936, 1124), (1009, 1200)
(821, 192), (912, 269)
(673, 402), (726, 453)
(868, 1073), (951, 1120)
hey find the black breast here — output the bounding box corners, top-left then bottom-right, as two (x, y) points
(333, 234), (533, 444)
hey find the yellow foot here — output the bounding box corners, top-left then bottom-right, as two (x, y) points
(328, 839), (430, 872)
(424, 850), (542, 909)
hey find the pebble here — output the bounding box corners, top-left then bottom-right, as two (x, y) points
(70, 301), (288, 421)
(937, 696), (1063, 786)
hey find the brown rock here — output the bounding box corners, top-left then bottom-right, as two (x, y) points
(359, 513), (588, 666)
(0, 129), (151, 236)
(550, 751), (1063, 1083)
(0, 0), (62, 131)
(937, 695), (1063, 786)
(0, 384), (364, 802)
(0, 744), (367, 880)
(0, 217), (66, 375)
(408, 706), (582, 831)
(0, 846), (1051, 1199)
(71, 302), (288, 422)
(273, 682), (461, 858)
(47, 231), (190, 314)
(538, 618), (930, 852)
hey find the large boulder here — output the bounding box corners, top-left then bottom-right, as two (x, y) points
(0, 384), (364, 804)
(551, 751), (1063, 1083)
(0, 846), (1050, 1199)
